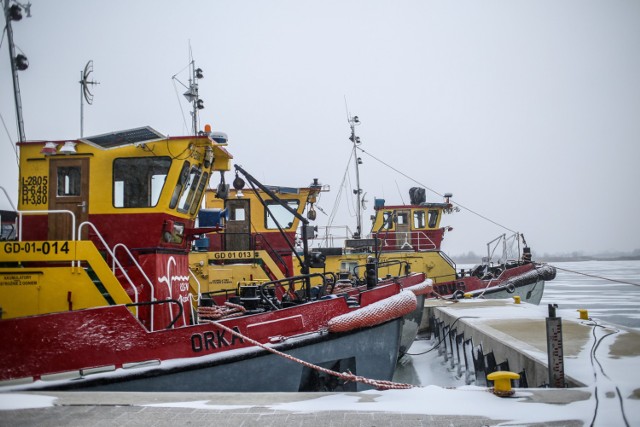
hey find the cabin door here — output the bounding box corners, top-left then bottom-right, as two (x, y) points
(48, 158), (90, 241)
(224, 199), (251, 250)
(396, 209), (411, 247)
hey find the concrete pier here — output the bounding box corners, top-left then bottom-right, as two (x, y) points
(421, 298), (640, 389)
(0, 388), (604, 426)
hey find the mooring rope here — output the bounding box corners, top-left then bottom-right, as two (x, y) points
(206, 318), (416, 390)
(549, 264), (640, 287)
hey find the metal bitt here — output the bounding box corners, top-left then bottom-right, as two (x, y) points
(546, 304), (565, 388)
(365, 256), (377, 289)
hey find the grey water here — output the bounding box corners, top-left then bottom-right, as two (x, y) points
(541, 260), (640, 329)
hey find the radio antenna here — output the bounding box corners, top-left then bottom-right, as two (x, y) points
(79, 60), (99, 137)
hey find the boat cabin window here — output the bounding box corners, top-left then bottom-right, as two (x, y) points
(113, 157), (171, 208)
(396, 212), (408, 226)
(177, 165), (203, 213)
(57, 166), (81, 196)
(265, 200), (299, 230)
(189, 172), (209, 215)
(428, 209), (439, 228)
(170, 162), (190, 209)
(230, 207), (245, 221)
(381, 211), (394, 229)
(413, 210), (426, 229)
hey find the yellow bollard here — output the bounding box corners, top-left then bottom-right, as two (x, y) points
(513, 296), (521, 304)
(577, 309), (589, 320)
(487, 371), (520, 397)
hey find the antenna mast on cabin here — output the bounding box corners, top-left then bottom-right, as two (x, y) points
(4, 0), (31, 143)
(347, 111), (363, 239)
(181, 56), (204, 135)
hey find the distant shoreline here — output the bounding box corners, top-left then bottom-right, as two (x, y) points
(537, 255), (640, 263)
(452, 254), (640, 264)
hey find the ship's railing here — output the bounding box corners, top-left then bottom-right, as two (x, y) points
(78, 221), (139, 317)
(1, 185), (79, 242)
(485, 232), (522, 265)
(438, 248), (457, 272)
(186, 293), (198, 325)
(378, 231), (437, 251)
(311, 224), (439, 252)
(257, 272), (338, 304)
(353, 259), (411, 280)
(0, 186), (17, 212)
(188, 269), (202, 324)
(112, 243), (158, 330)
(313, 225), (355, 248)
(18, 209), (76, 242)
(253, 233), (291, 277)
(126, 298), (183, 330)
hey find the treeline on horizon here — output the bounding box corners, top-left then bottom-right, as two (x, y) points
(452, 249), (640, 264)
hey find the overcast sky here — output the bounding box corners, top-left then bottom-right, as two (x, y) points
(1, 0), (639, 256)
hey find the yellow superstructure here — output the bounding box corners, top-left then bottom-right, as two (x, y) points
(188, 183), (325, 297)
(1, 126), (233, 326)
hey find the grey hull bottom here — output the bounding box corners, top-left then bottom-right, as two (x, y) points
(469, 279), (546, 305)
(45, 318), (403, 393)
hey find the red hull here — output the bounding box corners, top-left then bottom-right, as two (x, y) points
(0, 273), (425, 382)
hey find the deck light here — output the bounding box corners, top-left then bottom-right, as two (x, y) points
(40, 142), (58, 155)
(9, 4), (23, 20)
(59, 141), (77, 155)
(233, 175), (245, 190)
(15, 54), (29, 71)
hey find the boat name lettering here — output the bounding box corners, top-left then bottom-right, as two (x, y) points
(212, 251), (259, 260)
(191, 327), (244, 352)
(2, 241), (70, 255)
(0, 273), (39, 286)
(21, 175), (48, 206)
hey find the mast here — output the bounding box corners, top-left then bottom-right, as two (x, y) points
(172, 50), (205, 136)
(348, 113), (363, 239)
(184, 60), (204, 135)
(4, 0), (31, 143)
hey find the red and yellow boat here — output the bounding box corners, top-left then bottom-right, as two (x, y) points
(0, 125), (425, 392)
